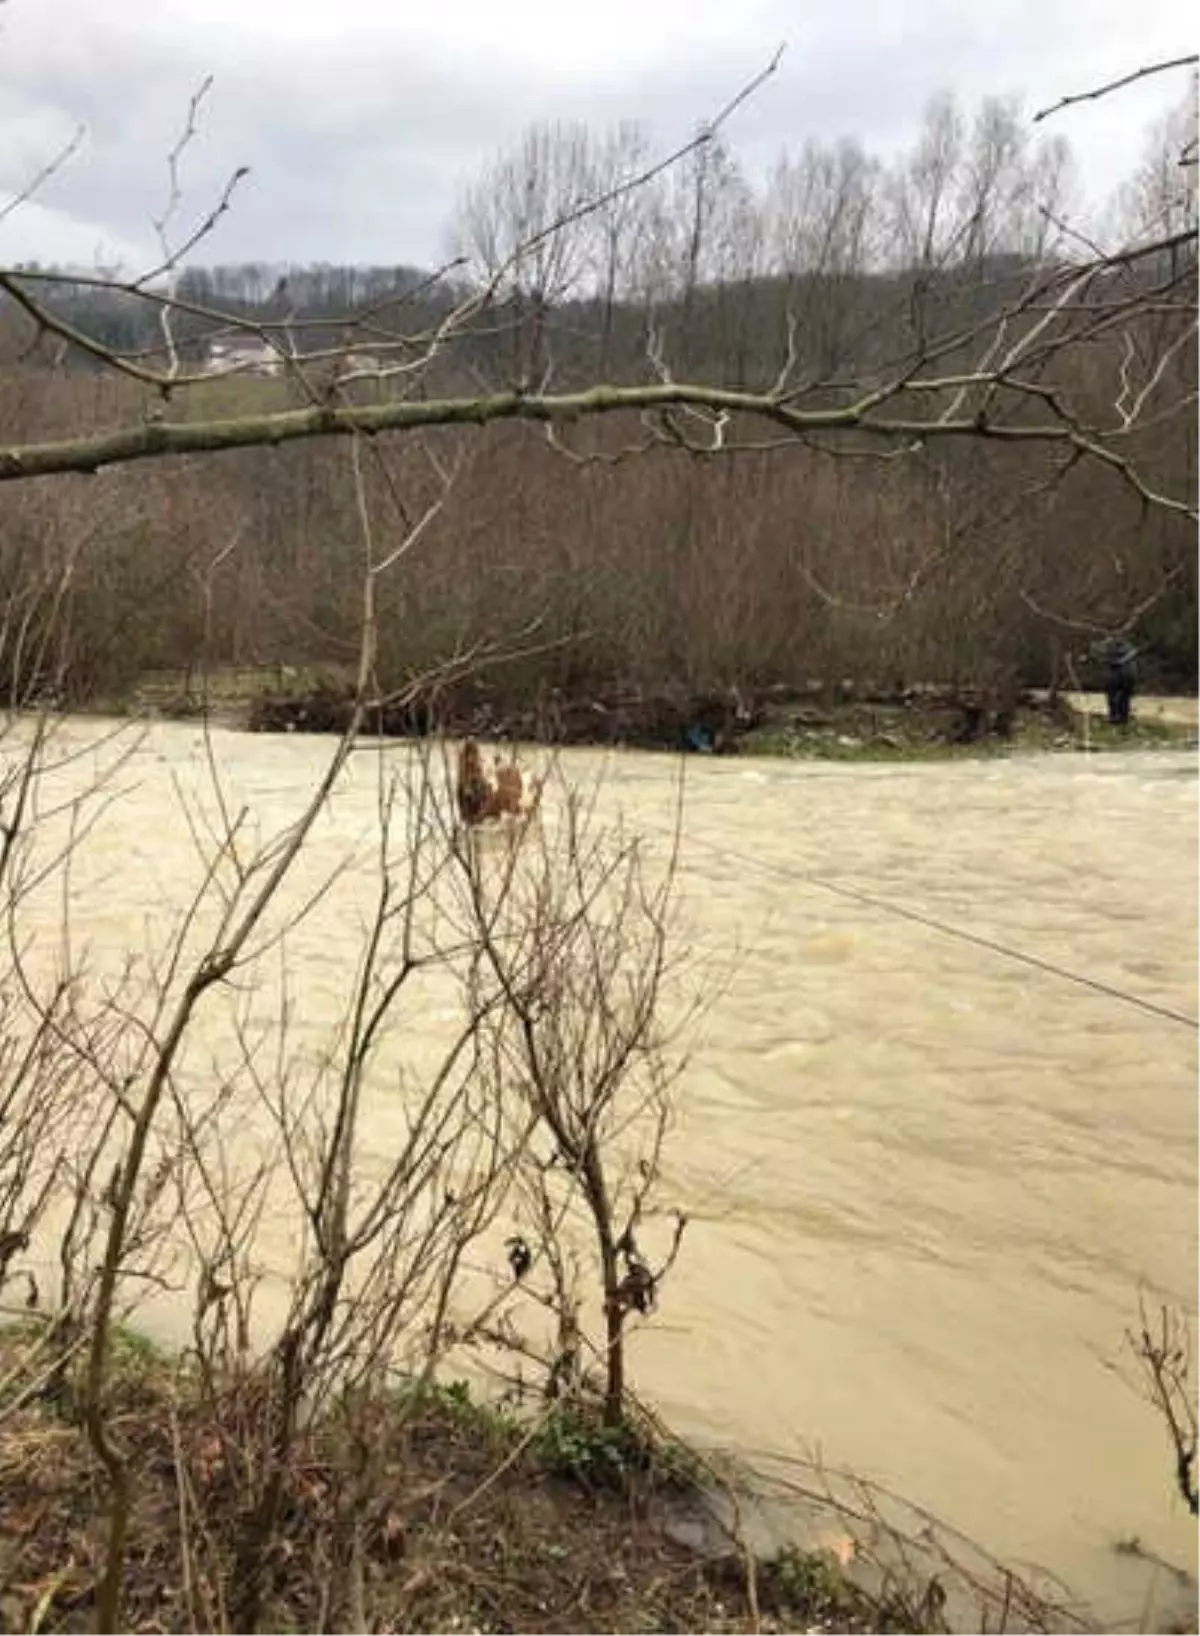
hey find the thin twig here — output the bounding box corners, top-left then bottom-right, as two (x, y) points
(0, 125), (86, 227)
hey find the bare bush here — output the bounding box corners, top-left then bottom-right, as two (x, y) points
(1128, 1298), (1199, 1518)
(441, 759), (692, 1425)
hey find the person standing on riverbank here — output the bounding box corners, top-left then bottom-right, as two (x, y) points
(1100, 636), (1139, 728)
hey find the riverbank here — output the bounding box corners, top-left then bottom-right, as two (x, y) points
(734, 693), (1195, 759)
(102, 668), (1199, 758)
(0, 1322), (923, 1635)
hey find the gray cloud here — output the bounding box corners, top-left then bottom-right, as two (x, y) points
(0, 0), (1193, 271)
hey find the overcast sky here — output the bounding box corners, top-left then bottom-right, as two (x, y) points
(0, 0), (1194, 272)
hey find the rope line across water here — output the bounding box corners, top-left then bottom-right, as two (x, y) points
(670, 827), (1199, 1034)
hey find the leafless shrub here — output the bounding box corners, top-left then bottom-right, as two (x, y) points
(440, 756), (694, 1426)
(1128, 1298), (1199, 1518)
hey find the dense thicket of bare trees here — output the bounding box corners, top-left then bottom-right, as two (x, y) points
(2, 77), (1195, 708)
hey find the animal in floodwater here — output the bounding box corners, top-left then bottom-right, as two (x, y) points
(456, 738), (493, 824)
(455, 739), (539, 826)
(493, 757), (525, 813)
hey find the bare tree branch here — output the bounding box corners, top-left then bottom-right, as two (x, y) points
(0, 123), (86, 228)
(1033, 55), (1199, 123)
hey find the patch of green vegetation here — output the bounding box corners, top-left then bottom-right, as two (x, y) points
(385, 1373), (518, 1446)
(381, 1380), (701, 1494)
(531, 1403), (701, 1493)
(759, 1543), (927, 1633)
(0, 1315), (169, 1420)
(763, 1544), (865, 1616)
(0, 1318), (46, 1410)
(1071, 713), (1193, 749)
(109, 1321), (166, 1367)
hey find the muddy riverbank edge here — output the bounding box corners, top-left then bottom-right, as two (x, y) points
(115, 670), (1199, 757)
(0, 1321), (1118, 1635)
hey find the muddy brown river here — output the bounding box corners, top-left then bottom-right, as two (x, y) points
(9, 716), (1198, 1628)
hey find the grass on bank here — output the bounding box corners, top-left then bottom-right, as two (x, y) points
(737, 699), (1196, 761)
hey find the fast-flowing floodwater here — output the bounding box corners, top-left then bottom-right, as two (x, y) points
(7, 716), (1197, 1628)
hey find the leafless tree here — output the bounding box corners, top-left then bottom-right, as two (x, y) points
(586, 121), (657, 372)
(889, 93), (967, 272)
(455, 120), (597, 382)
